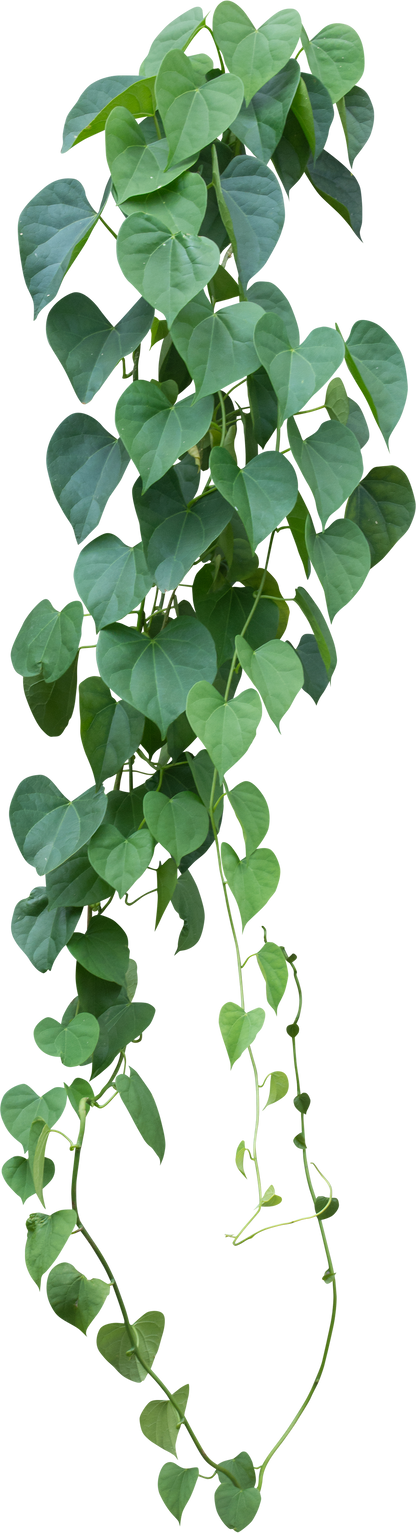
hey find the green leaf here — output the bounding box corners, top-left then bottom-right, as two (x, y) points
(174, 300), (263, 403)
(213, 4), (301, 104)
(343, 320), (408, 446)
(97, 615), (217, 736)
(116, 380), (214, 491)
(272, 108), (309, 193)
(265, 1071), (289, 1106)
(47, 293), (154, 402)
(186, 683), (262, 776)
(64, 1077), (95, 1116)
(27, 1118), (52, 1206)
(117, 213), (219, 329)
(133, 467), (230, 590)
(294, 1092), (310, 1113)
(47, 413), (129, 543)
(156, 858), (178, 928)
(156, 50), (244, 164)
(227, 781), (269, 858)
(247, 369), (278, 449)
(91, 1001), (155, 1079)
(18, 178), (109, 318)
(254, 313), (344, 424)
(230, 61), (300, 162)
(87, 823), (153, 897)
(45, 847), (112, 908)
(210, 447), (298, 549)
(68, 915), (129, 985)
(75, 958), (134, 1018)
(287, 416), (363, 527)
(97, 1309), (165, 1381)
(158, 1462), (199, 1523)
(287, 495), (311, 577)
(292, 72), (333, 161)
(325, 376), (349, 425)
(293, 1132), (306, 1148)
(2, 1154), (54, 1204)
(79, 677), (145, 785)
(235, 1140), (247, 1177)
(1, 1083), (66, 1153)
(315, 1195), (339, 1220)
(143, 791), (208, 863)
(300, 22), (364, 102)
(337, 86), (374, 166)
(306, 150), (362, 238)
(140, 1386), (189, 1454)
(261, 1184), (282, 1207)
(235, 634), (304, 731)
(34, 1012), (99, 1067)
(193, 568), (281, 667)
(345, 466), (415, 566)
(11, 887), (80, 973)
(169, 869), (204, 953)
(128, 172), (208, 233)
(11, 600), (83, 684)
(296, 635), (329, 704)
(23, 657), (78, 737)
(9, 777), (106, 876)
(305, 517), (371, 620)
(216, 1478), (261, 1527)
(327, 393), (369, 448)
(47, 1262), (110, 1332)
(256, 942), (288, 1012)
(25, 1208), (76, 1287)
(106, 108), (198, 200)
(140, 9), (203, 75)
(116, 1066), (165, 1161)
(214, 154), (284, 291)
(222, 843), (280, 929)
(294, 587), (337, 677)
(62, 76), (155, 152)
(219, 1001), (265, 1065)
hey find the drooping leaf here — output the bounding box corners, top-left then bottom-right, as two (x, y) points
(306, 150), (362, 238)
(23, 657), (78, 737)
(325, 376), (349, 424)
(337, 85), (374, 166)
(287, 494), (311, 577)
(158, 1462), (199, 1523)
(79, 677), (145, 785)
(247, 368), (278, 448)
(210, 446), (298, 548)
(156, 49), (244, 164)
(11, 888), (80, 973)
(140, 9), (204, 76)
(64, 1077), (95, 1116)
(97, 1310), (165, 1381)
(140, 1386), (189, 1455)
(133, 466), (230, 589)
(47, 1262), (110, 1333)
(296, 633), (329, 704)
(193, 567), (281, 666)
(306, 517), (371, 620)
(25, 1208), (76, 1288)
(265, 1070), (289, 1106)
(18, 178), (110, 318)
(45, 847), (112, 908)
(171, 870), (205, 953)
(236, 634), (304, 731)
(256, 942), (288, 1012)
(115, 1066), (165, 1161)
(213, 153), (285, 291)
(254, 312), (344, 423)
(300, 22), (364, 102)
(143, 791), (208, 864)
(222, 843), (280, 928)
(88, 823), (154, 897)
(46, 413), (129, 543)
(33, 1012), (99, 1067)
(343, 320), (408, 446)
(292, 71), (333, 161)
(173, 299), (263, 402)
(230, 61), (300, 162)
(327, 392), (369, 448)
(115, 380), (214, 491)
(345, 465), (415, 566)
(287, 416), (363, 526)
(12, 600), (83, 684)
(272, 108), (309, 193)
(2, 1154), (55, 1204)
(106, 108), (198, 200)
(294, 587), (337, 677)
(156, 858), (178, 928)
(117, 210), (219, 329)
(47, 293), (154, 402)
(10, 777), (106, 877)
(97, 615), (217, 736)
(227, 781), (269, 858)
(186, 683), (262, 776)
(213, 4), (301, 104)
(62, 77), (155, 152)
(315, 1195), (339, 1220)
(215, 1448), (261, 1528)
(91, 1001), (155, 1079)
(68, 915), (129, 985)
(219, 1001), (265, 1065)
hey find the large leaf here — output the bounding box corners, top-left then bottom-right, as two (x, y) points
(106, 108), (198, 200)
(140, 9), (204, 75)
(287, 416), (363, 526)
(306, 150), (362, 238)
(158, 1462), (199, 1524)
(127, 172), (208, 232)
(91, 1000), (155, 1079)
(117, 213), (218, 329)
(156, 49), (243, 163)
(236, 634), (304, 730)
(213, 4), (301, 104)
(133, 468), (230, 589)
(143, 791), (208, 863)
(227, 781), (269, 857)
(173, 300), (263, 402)
(186, 682), (262, 776)
(47, 293), (153, 402)
(256, 941), (288, 1011)
(88, 823), (154, 896)
(171, 870), (205, 953)
(214, 154), (284, 291)
(306, 517), (371, 620)
(222, 842), (280, 928)
(193, 567), (280, 666)
(18, 178), (109, 318)
(34, 1011), (99, 1067)
(97, 615), (217, 736)
(23, 657), (78, 737)
(345, 466), (415, 566)
(46, 413), (129, 543)
(140, 1386), (189, 1454)
(12, 600), (83, 684)
(343, 320), (408, 446)
(292, 71), (333, 161)
(11, 888), (80, 973)
(254, 313), (344, 424)
(219, 1000), (265, 1065)
(45, 848), (112, 908)
(62, 77), (155, 152)
(300, 22), (364, 102)
(47, 1262), (110, 1333)
(1, 1083), (66, 1152)
(25, 1209), (76, 1288)
(2, 1154), (55, 1205)
(97, 1309), (165, 1382)
(294, 586), (337, 677)
(75, 534), (152, 632)
(68, 915), (129, 985)
(10, 777), (106, 876)
(115, 1066), (165, 1162)
(337, 86), (374, 166)
(210, 447), (298, 549)
(79, 676), (145, 784)
(115, 380), (213, 491)
(230, 60), (300, 162)
(215, 1450), (261, 1528)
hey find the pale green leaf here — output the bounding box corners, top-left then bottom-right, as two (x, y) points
(305, 517), (371, 620)
(227, 781), (269, 858)
(222, 843), (280, 928)
(186, 682), (262, 776)
(158, 1462), (199, 1523)
(256, 942), (288, 1012)
(235, 634), (304, 731)
(47, 1262), (110, 1333)
(25, 1208), (76, 1288)
(219, 1001), (265, 1066)
(287, 416), (363, 526)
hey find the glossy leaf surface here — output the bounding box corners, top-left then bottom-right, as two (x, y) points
(306, 150), (362, 238)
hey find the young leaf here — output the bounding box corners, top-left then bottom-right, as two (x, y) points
(97, 1310), (165, 1381)
(9, 776), (106, 876)
(294, 587), (337, 677)
(62, 76), (155, 153)
(306, 518), (371, 620)
(235, 634), (304, 731)
(222, 843), (280, 928)
(287, 416), (363, 526)
(345, 466), (415, 566)
(11, 600), (83, 684)
(34, 1012), (99, 1067)
(140, 1386), (189, 1455)
(25, 1208), (76, 1288)
(230, 61), (300, 163)
(254, 313), (344, 424)
(171, 870), (205, 953)
(315, 1195), (339, 1220)
(23, 657), (78, 737)
(261, 1185), (282, 1207)
(158, 1462), (199, 1524)
(256, 942), (288, 1012)
(68, 916), (130, 986)
(300, 22), (364, 102)
(294, 1092), (310, 1113)
(115, 1067), (165, 1162)
(46, 294), (154, 402)
(11, 888), (80, 973)
(1, 1083), (67, 1152)
(219, 1001), (265, 1066)
(337, 86), (374, 167)
(213, 5), (301, 104)
(90, 1001), (155, 1079)
(306, 150), (362, 239)
(79, 677), (145, 785)
(97, 616), (217, 736)
(115, 380), (214, 491)
(156, 859), (178, 928)
(27, 1119), (52, 1206)
(2, 1154), (55, 1204)
(227, 781), (269, 858)
(47, 1262), (110, 1333)
(46, 413), (129, 543)
(344, 320), (408, 446)
(325, 377), (349, 425)
(265, 1071), (289, 1106)
(18, 178), (110, 318)
(64, 1077), (95, 1117)
(235, 1140), (247, 1177)
(143, 791), (208, 863)
(88, 824), (154, 897)
(292, 72), (333, 161)
(186, 683), (262, 777)
(210, 447), (298, 549)
(45, 847), (112, 908)
(213, 154), (285, 291)
(156, 50), (244, 164)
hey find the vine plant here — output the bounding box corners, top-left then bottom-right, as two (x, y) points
(3, 6), (414, 1528)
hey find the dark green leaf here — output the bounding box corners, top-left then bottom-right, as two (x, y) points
(193, 567), (280, 666)
(47, 413), (129, 543)
(227, 781), (269, 857)
(300, 22), (364, 102)
(90, 1000), (155, 1079)
(337, 86), (374, 166)
(213, 4), (301, 103)
(296, 634), (330, 704)
(68, 915), (129, 985)
(45, 847), (111, 908)
(208, 265), (239, 303)
(294, 586), (337, 677)
(115, 380), (213, 491)
(133, 467), (230, 590)
(97, 1309), (165, 1381)
(272, 108), (309, 193)
(256, 942), (288, 1012)
(11, 887), (80, 973)
(10, 776), (106, 876)
(340, 397), (369, 448)
(156, 858), (178, 928)
(25, 1208), (76, 1287)
(62, 77), (155, 153)
(115, 1066), (165, 1161)
(265, 1071), (289, 1106)
(156, 50), (243, 164)
(75, 959), (134, 1018)
(345, 465), (415, 566)
(325, 376), (349, 424)
(287, 495), (311, 577)
(222, 843), (280, 929)
(171, 869), (204, 953)
(214, 154), (284, 291)
(219, 1001), (265, 1065)
(247, 368), (278, 449)
(306, 517), (371, 620)
(230, 61), (300, 162)
(140, 1385), (189, 1454)
(2, 1154), (54, 1204)
(315, 1195), (339, 1220)
(47, 293), (154, 402)
(23, 656), (78, 737)
(186, 682), (262, 776)
(97, 615), (217, 736)
(306, 150), (362, 238)
(294, 1091), (310, 1113)
(236, 634), (304, 730)
(287, 416), (363, 526)
(12, 600), (83, 684)
(18, 178), (109, 318)
(158, 1462), (199, 1523)
(209, 447), (298, 549)
(47, 1262), (110, 1332)
(79, 676), (145, 784)
(343, 320), (408, 446)
(292, 72), (333, 160)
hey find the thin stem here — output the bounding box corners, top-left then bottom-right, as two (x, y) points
(228, 1170), (333, 1246)
(203, 21), (225, 70)
(100, 215), (117, 238)
(153, 113), (162, 139)
(219, 391), (227, 446)
(248, 1046), (262, 1203)
(295, 404), (325, 415)
(129, 756), (134, 792)
(125, 887), (157, 906)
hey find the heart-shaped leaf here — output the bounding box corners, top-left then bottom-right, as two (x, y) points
(219, 1001), (265, 1066)
(337, 85), (374, 167)
(287, 416), (363, 526)
(256, 942), (288, 1011)
(156, 49), (244, 163)
(47, 413), (129, 543)
(45, 848), (112, 909)
(306, 517), (371, 620)
(230, 60), (300, 162)
(344, 320), (408, 446)
(143, 791), (208, 863)
(117, 211), (219, 329)
(68, 915), (129, 986)
(88, 824), (154, 896)
(2, 1154), (55, 1204)
(23, 657), (79, 739)
(213, 4), (301, 104)
(115, 380), (214, 491)
(227, 781), (269, 858)
(158, 1462), (199, 1524)
(174, 300), (263, 402)
(90, 1001), (155, 1079)
(47, 293), (153, 402)
(116, 1067), (165, 1161)
(106, 108), (198, 200)
(294, 1092), (311, 1113)
(186, 682), (262, 776)
(222, 843), (280, 928)
(193, 567), (280, 667)
(1, 1084), (67, 1152)
(11, 888), (80, 973)
(306, 150), (362, 238)
(254, 314), (344, 423)
(345, 465), (415, 566)
(79, 677), (145, 785)
(140, 1386), (189, 1454)
(97, 615), (217, 736)
(47, 1262), (110, 1333)
(25, 1208), (76, 1288)
(97, 1309), (165, 1381)
(34, 1012), (99, 1066)
(213, 153), (284, 291)
(315, 1195), (339, 1220)
(215, 1446), (261, 1527)
(210, 447), (298, 549)
(265, 1070), (289, 1105)
(133, 466), (230, 590)
(140, 9), (204, 76)
(300, 22), (364, 102)
(10, 776), (106, 876)
(236, 634), (304, 731)
(75, 534), (152, 632)
(12, 600), (83, 684)
(18, 178), (109, 318)
(128, 171), (208, 232)
(62, 76), (155, 153)
(292, 71), (333, 161)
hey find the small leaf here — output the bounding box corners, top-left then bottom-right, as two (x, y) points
(47, 1262), (111, 1332)
(337, 85), (374, 166)
(236, 634), (303, 732)
(256, 942), (288, 1012)
(1, 1083), (67, 1152)
(23, 657), (78, 737)
(28, 1118), (52, 1206)
(116, 380), (214, 492)
(156, 859), (178, 928)
(315, 1195), (339, 1220)
(97, 1310), (165, 1381)
(140, 1385), (189, 1455)
(213, 5), (301, 104)
(261, 1185), (282, 1207)
(296, 635), (329, 705)
(115, 1066), (165, 1162)
(2, 1154), (55, 1204)
(219, 1002), (265, 1067)
(254, 313), (344, 424)
(186, 682), (262, 777)
(325, 377), (349, 425)
(235, 1140), (247, 1178)
(344, 320), (407, 447)
(227, 781), (269, 859)
(171, 870), (205, 953)
(287, 495), (311, 577)
(222, 844), (280, 930)
(265, 1071), (289, 1107)
(64, 1077), (95, 1117)
(158, 1462), (199, 1524)
(25, 1208), (76, 1288)
(68, 916), (129, 986)
(294, 587), (336, 678)
(294, 1092), (310, 1114)
(210, 445), (298, 549)
(293, 1132), (306, 1148)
